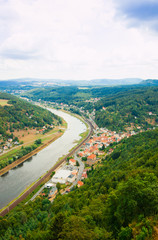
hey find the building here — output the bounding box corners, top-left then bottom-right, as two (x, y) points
(87, 154), (97, 166)
(48, 185), (58, 200)
(51, 169), (72, 184)
(69, 158), (76, 166)
(67, 174), (76, 183)
(87, 154), (96, 161)
(81, 172), (87, 179)
(45, 183), (54, 188)
(77, 181), (84, 188)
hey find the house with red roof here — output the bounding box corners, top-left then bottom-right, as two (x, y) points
(78, 152), (84, 157)
(87, 154), (96, 161)
(69, 158), (76, 166)
(77, 181), (84, 187)
(86, 154), (97, 166)
(81, 172), (87, 179)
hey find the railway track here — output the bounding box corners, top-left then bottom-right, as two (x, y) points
(0, 116), (93, 217)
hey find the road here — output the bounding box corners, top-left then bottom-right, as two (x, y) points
(70, 152), (84, 189)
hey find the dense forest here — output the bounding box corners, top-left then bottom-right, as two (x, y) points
(1, 128), (158, 239)
(0, 92), (61, 141)
(21, 84), (158, 131)
(94, 87), (158, 131)
(21, 85), (145, 105)
(21, 81), (158, 105)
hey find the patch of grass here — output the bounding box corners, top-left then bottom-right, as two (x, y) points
(79, 129), (89, 139)
(0, 99), (12, 106)
(0, 148), (20, 162)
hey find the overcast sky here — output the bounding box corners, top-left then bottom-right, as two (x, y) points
(0, 0), (158, 80)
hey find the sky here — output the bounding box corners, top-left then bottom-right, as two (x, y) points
(0, 0), (158, 80)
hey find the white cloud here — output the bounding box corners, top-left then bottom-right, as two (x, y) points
(0, 0), (157, 80)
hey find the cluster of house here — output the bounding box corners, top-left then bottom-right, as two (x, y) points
(77, 128), (136, 166)
(41, 126), (138, 201)
(0, 138), (19, 153)
(85, 98), (100, 103)
(43, 158), (89, 200)
(36, 125), (54, 134)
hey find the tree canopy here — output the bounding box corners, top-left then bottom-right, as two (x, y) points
(1, 128), (158, 239)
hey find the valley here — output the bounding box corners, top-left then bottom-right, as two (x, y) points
(0, 80), (158, 240)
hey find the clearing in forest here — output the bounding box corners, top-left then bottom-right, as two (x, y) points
(0, 99), (12, 106)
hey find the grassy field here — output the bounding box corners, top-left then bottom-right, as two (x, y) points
(0, 99), (12, 106)
(0, 148), (20, 162)
(0, 122), (67, 164)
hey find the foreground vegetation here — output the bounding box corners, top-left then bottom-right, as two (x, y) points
(1, 128), (158, 239)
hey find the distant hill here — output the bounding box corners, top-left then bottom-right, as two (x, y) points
(88, 78), (142, 85)
(0, 77), (142, 87)
(139, 79), (158, 86)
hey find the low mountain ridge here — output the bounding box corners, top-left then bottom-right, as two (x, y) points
(139, 79), (158, 86)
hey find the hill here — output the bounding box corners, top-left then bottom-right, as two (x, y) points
(1, 128), (158, 239)
(0, 77), (142, 88)
(94, 87), (158, 131)
(139, 79), (158, 86)
(21, 84), (143, 105)
(21, 85), (158, 132)
(0, 92), (61, 148)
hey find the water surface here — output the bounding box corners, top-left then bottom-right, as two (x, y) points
(0, 109), (86, 209)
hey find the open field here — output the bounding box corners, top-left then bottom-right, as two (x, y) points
(0, 119), (67, 170)
(0, 129), (65, 176)
(0, 99), (12, 106)
(12, 126), (64, 145)
(0, 148), (20, 162)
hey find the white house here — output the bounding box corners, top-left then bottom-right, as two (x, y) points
(51, 169), (72, 184)
(67, 174), (76, 183)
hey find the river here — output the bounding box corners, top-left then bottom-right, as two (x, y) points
(0, 108), (86, 209)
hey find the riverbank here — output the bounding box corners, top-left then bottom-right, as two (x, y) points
(0, 128), (66, 176)
(0, 111), (92, 217)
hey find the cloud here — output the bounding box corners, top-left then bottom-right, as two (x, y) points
(114, 0), (158, 31)
(1, 49), (39, 60)
(0, 0), (157, 80)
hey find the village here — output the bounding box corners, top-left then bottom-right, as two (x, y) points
(37, 125), (137, 202)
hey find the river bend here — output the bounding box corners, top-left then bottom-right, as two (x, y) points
(0, 109), (86, 209)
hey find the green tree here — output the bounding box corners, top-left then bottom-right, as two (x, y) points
(56, 182), (61, 192)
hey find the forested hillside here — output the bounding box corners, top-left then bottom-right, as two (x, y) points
(22, 85), (158, 132)
(21, 81), (158, 105)
(94, 87), (158, 131)
(0, 92), (61, 142)
(1, 128), (158, 239)
(22, 86), (90, 104)
(21, 85), (143, 105)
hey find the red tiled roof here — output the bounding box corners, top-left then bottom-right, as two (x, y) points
(77, 181), (84, 187)
(87, 154), (96, 160)
(69, 158), (76, 163)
